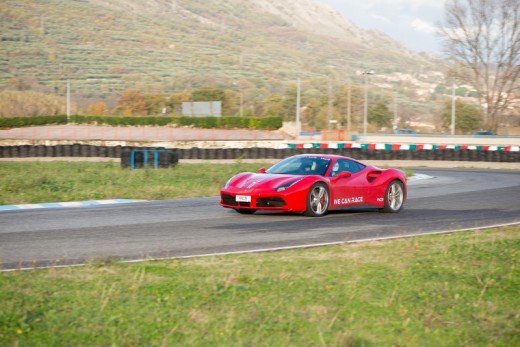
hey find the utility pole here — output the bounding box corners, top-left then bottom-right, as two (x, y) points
(296, 78), (301, 136)
(451, 82), (456, 135)
(393, 89), (398, 132)
(347, 81), (351, 134)
(327, 80), (332, 129)
(362, 70), (375, 138)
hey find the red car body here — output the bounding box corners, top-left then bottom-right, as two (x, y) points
(220, 154), (407, 217)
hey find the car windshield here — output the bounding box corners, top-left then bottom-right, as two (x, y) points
(266, 156), (331, 176)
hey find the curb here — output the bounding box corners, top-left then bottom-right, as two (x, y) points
(0, 199), (145, 212)
(282, 142), (520, 152)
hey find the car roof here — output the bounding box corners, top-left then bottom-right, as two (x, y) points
(292, 153), (362, 163)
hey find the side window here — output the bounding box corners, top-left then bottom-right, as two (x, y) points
(330, 159), (365, 176)
(330, 159), (348, 177)
(348, 160), (365, 173)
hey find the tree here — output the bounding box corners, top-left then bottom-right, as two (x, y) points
(281, 83), (299, 122)
(440, 99), (481, 133)
(368, 102), (392, 128)
(263, 94), (285, 118)
(438, 0), (520, 132)
(167, 90), (191, 115)
(222, 89), (241, 116)
(114, 89), (146, 116)
(87, 101), (108, 116)
(143, 93), (166, 115)
(0, 91), (64, 116)
(191, 87), (225, 102)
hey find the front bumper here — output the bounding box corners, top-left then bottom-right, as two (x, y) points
(220, 193), (287, 210)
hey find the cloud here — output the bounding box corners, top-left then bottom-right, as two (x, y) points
(411, 18), (438, 34)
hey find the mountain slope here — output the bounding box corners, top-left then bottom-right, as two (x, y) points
(0, 0), (439, 99)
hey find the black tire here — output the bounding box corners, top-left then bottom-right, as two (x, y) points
(305, 182), (330, 217)
(380, 180), (405, 213)
(235, 209), (256, 215)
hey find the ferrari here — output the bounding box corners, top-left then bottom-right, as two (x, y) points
(220, 154), (407, 217)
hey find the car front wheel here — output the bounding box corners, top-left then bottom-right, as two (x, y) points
(305, 183), (329, 217)
(380, 180), (404, 213)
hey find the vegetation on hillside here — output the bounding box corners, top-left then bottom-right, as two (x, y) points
(3, 0), (512, 134)
(0, 1), (450, 129)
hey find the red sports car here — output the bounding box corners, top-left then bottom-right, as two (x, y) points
(220, 154), (407, 217)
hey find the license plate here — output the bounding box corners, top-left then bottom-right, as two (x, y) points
(236, 195), (251, 202)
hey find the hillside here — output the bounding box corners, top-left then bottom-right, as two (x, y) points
(0, 0), (441, 98)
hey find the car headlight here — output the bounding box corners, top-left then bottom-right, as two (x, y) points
(224, 178), (232, 189)
(275, 178), (303, 192)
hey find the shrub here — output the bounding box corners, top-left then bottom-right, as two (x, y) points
(0, 115), (283, 130)
(0, 115), (68, 129)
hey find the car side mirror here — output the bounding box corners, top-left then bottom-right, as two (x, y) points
(332, 171), (351, 182)
(258, 168), (266, 173)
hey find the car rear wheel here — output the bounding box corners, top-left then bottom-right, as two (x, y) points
(235, 208), (256, 215)
(305, 183), (329, 217)
(380, 180), (404, 213)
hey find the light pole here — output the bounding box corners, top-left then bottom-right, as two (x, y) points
(296, 78), (301, 136)
(451, 82), (456, 135)
(393, 88), (398, 133)
(346, 81), (352, 134)
(362, 69), (375, 138)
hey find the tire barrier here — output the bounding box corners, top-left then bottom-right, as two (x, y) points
(0, 144), (518, 163)
(171, 146), (518, 162)
(0, 145), (180, 169)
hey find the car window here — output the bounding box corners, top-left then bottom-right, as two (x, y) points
(267, 156), (331, 175)
(348, 160), (365, 173)
(329, 159), (365, 177)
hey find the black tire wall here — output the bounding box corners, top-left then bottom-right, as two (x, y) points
(0, 145), (518, 164)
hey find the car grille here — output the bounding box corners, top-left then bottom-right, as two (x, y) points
(221, 194), (238, 206)
(256, 197), (286, 207)
(222, 194), (284, 208)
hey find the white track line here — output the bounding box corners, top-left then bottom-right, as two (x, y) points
(3, 221), (518, 272)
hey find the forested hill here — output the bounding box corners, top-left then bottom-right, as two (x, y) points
(1, 0), (441, 99)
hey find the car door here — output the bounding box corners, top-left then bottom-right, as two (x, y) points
(328, 159), (367, 208)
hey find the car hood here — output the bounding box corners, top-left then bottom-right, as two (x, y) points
(230, 173), (304, 192)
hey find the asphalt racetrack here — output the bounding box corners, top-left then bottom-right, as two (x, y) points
(1, 168), (519, 271)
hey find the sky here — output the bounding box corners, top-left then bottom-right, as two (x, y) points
(318, 0), (447, 54)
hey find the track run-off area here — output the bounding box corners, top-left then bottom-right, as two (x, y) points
(1, 168), (519, 271)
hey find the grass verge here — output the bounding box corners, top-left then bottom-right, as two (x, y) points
(0, 161), (413, 205)
(1, 226), (518, 346)
(0, 161), (269, 205)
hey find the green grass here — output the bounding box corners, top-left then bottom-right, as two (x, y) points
(0, 161), (270, 205)
(0, 161), (413, 205)
(1, 161), (516, 345)
(1, 227), (518, 346)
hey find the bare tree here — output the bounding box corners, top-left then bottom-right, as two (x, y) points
(438, 0), (520, 132)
